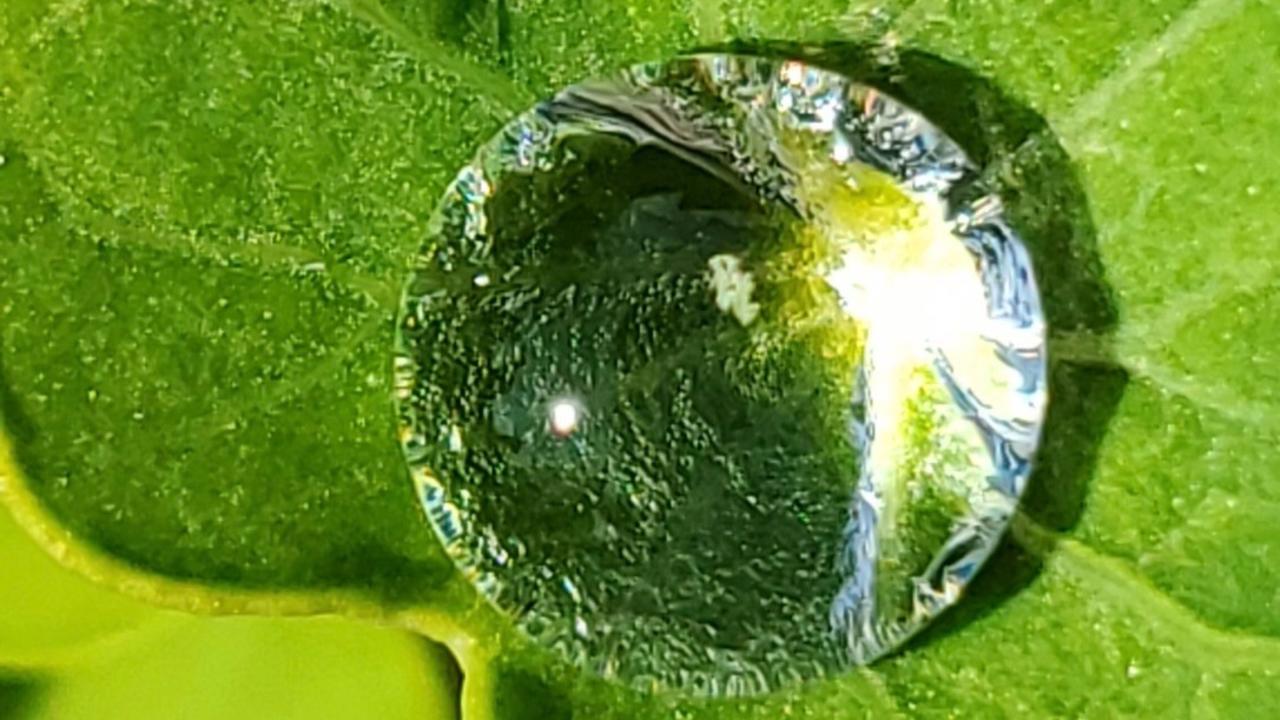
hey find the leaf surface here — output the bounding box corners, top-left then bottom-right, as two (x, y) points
(2, 0), (1278, 717)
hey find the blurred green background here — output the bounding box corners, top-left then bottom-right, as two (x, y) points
(0, 503), (460, 719)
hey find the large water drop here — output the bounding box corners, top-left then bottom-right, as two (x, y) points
(395, 54), (1047, 696)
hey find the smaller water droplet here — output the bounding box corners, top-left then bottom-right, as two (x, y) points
(473, 272), (491, 287)
(1193, 162), (1209, 174)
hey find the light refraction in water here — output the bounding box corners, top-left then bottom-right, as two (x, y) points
(395, 54), (1047, 696)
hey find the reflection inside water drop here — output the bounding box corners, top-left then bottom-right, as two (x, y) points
(395, 54), (1047, 696)
(549, 399), (581, 437)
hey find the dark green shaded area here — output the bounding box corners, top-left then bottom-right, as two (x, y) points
(0, 676), (40, 719)
(491, 665), (573, 720)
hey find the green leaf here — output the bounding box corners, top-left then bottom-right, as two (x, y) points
(0, 504), (157, 670)
(2, 0), (1279, 718)
(1, 479), (461, 719)
(16, 617), (459, 720)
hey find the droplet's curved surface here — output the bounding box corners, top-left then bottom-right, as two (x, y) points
(395, 54), (1047, 696)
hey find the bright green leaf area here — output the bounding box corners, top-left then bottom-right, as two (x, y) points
(1, 0), (1279, 718)
(0, 502), (156, 669)
(0, 502), (460, 719)
(17, 618), (459, 720)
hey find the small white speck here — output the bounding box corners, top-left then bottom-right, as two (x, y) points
(549, 400), (580, 437)
(1193, 162), (1208, 175)
(1126, 663), (1141, 679)
(87, 389), (98, 402)
(473, 273), (491, 287)
(561, 576), (583, 603)
(1247, 185), (1260, 196)
(831, 135), (853, 163)
(781, 61), (805, 85)
(132, 412), (145, 421)
(448, 424), (465, 452)
(707, 254), (760, 326)
(0, 154), (7, 167)
(573, 615), (590, 639)
(262, 310), (274, 320)
(1118, 119), (1130, 130)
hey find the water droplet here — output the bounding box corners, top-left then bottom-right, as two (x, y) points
(395, 54), (1047, 695)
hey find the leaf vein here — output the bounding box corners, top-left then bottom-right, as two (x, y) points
(19, 148), (402, 310)
(1051, 0), (1246, 142)
(1014, 515), (1280, 672)
(334, 0), (533, 116)
(196, 312), (393, 437)
(973, 0), (1245, 186)
(1115, 263), (1277, 355)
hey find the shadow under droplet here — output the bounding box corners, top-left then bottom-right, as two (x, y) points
(694, 40), (1130, 656)
(489, 662), (575, 720)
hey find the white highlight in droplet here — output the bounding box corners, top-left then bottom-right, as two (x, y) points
(549, 399), (580, 436)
